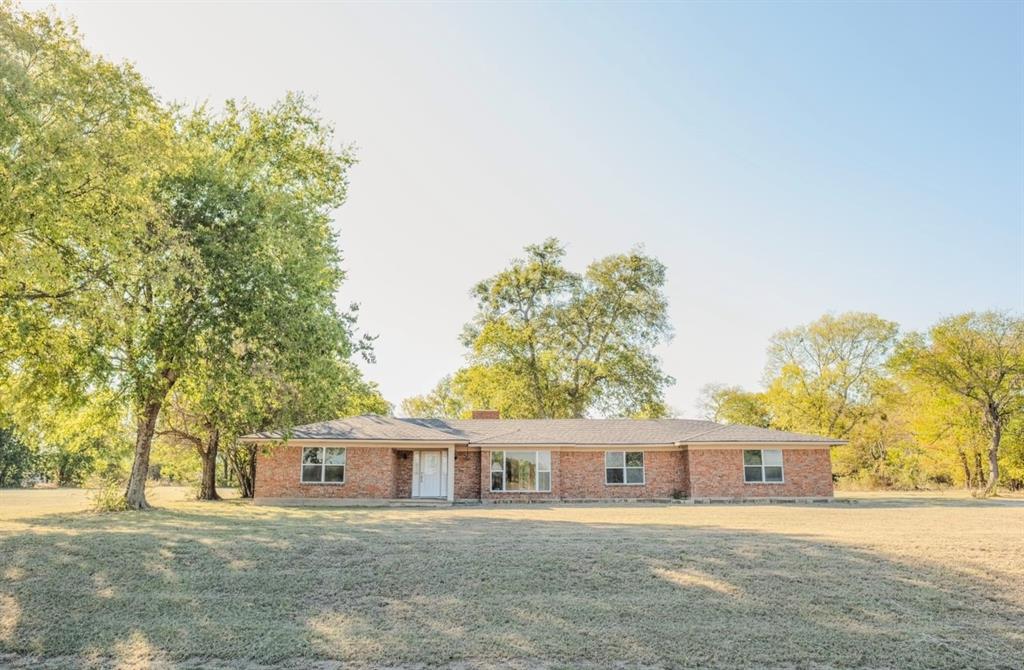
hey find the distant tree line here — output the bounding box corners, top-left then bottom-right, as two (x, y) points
(697, 312), (1024, 496)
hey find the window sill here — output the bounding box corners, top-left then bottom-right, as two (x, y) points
(300, 481), (347, 485)
(605, 483), (646, 486)
(744, 481), (786, 485)
(489, 490), (552, 494)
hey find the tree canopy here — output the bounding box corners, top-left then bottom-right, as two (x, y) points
(404, 239), (674, 419)
(701, 311), (1024, 495)
(0, 4), (385, 507)
(892, 312), (1024, 495)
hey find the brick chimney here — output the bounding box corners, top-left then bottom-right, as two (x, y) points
(471, 409), (500, 420)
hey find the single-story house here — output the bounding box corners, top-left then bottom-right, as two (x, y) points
(242, 412), (842, 504)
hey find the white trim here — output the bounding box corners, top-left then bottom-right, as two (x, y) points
(679, 442), (839, 449)
(446, 445), (455, 503)
(478, 443), (680, 450)
(250, 438), (839, 449)
(411, 451), (420, 497)
(247, 438), (468, 447)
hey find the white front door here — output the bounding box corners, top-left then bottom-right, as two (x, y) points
(415, 451), (445, 498)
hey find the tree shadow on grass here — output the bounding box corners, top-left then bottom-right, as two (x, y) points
(1, 506), (1022, 669)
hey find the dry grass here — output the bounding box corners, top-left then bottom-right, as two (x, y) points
(1, 489), (1022, 669)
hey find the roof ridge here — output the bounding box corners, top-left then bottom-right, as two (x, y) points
(676, 422), (728, 441)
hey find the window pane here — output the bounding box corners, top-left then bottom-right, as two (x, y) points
(743, 450), (762, 466)
(605, 452), (624, 468)
(606, 468), (624, 484)
(537, 451), (551, 470)
(302, 465), (322, 482)
(324, 465), (345, 482)
(491, 451), (504, 472)
(625, 467), (644, 484)
(625, 452), (644, 467)
(762, 449), (783, 466)
(764, 466), (783, 482)
(325, 448), (346, 465)
(302, 447), (323, 465)
(491, 471), (504, 491)
(506, 453), (537, 491)
(744, 465), (763, 482)
(538, 471), (551, 492)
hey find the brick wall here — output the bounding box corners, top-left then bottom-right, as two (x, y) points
(255, 442), (833, 501)
(255, 445), (397, 499)
(558, 450), (687, 499)
(454, 448), (481, 500)
(393, 450), (413, 499)
(687, 447), (833, 499)
(479, 449), (688, 501)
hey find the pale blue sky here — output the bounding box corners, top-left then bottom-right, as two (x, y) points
(41, 1), (1023, 416)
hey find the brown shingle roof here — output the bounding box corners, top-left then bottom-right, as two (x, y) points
(246, 415), (841, 446)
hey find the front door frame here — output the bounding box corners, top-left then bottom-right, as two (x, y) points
(412, 449), (450, 499)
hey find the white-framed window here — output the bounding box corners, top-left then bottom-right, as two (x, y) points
(605, 451), (645, 485)
(490, 451), (551, 492)
(301, 446), (346, 483)
(743, 449), (783, 483)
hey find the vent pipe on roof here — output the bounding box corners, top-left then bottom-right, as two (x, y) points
(471, 409), (500, 420)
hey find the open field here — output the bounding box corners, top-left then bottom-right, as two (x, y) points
(1, 489), (1022, 669)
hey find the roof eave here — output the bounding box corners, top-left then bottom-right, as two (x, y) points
(676, 440), (846, 447)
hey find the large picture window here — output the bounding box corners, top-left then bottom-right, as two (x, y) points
(605, 451), (645, 485)
(301, 447), (346, 483)
(743, 449), (783, 483)
(490, 451), (551, 492)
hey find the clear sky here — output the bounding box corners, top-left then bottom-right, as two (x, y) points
(38, 1), (1024, 416)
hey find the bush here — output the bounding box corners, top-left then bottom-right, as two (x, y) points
(90, 477), (128, 512)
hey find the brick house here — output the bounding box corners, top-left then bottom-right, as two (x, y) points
(243, 412), (840, 504)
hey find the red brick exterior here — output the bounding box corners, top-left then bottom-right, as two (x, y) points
(393, 450), (413, 499)
(255, 443), (834, 501)
(687, 447), (834, 499)
(455, 448), (481, 500)
(255, 445), (397, 499)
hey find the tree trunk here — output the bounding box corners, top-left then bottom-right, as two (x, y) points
(958, 450), (972, 490)
(982, 418), (1001, 497)
(197, 429), (220, 501)
(124, 369), (178, 510)
(228, 443), (257, 498)
(124, 398), (162, 510)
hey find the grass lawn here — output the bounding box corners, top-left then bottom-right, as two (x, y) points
(1, 489), (1022, 669)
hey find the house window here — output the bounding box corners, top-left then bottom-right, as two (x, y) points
(301, 447), (346, 483)
(606, 451), (645, 485)
(490, 451), (551, 492)
(743, 449), (783, 483)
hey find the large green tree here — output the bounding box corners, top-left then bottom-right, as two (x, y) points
(109, 96), (366, 509)
(0, 3), (169, 409)
(698, 313), (901, 485)
(893, 311), (1024, 496)
(763, 312), (899, 438)
(405, 239), (674, 419)
(1, 4), (378, 508)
